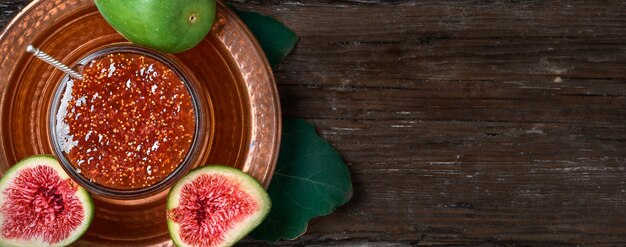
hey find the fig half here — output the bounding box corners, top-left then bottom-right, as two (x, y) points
(166, 165), (271, 247)
(0, 155), (93, 247)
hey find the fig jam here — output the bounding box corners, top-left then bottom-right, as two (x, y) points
(55, 52), (196, 190)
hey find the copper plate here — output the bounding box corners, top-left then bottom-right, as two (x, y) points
(0, 0), (280, 245)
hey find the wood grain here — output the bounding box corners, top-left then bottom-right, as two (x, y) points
(3, 0), (626, 246)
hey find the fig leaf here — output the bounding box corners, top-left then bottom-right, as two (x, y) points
(231, 7), (299, 68)
(249, 118), (353, 241)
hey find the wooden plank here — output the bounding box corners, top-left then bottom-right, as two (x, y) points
(231, 1), (626, 245)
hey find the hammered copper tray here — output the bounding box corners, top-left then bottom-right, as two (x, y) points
(0, 0), (280, 245)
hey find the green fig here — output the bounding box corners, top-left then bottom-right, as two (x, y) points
(95, 0), (216, 53)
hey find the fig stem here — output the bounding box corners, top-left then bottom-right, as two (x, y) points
(26, 45), (83, 80)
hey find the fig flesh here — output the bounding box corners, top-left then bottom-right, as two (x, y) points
(167, 165), (270, 247)
(0, 155), (93, 247)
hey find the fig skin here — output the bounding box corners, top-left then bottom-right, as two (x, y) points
(95, 0), (216, 53)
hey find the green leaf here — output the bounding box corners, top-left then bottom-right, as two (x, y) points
(249, 118), (353, 241)
(231, 7), (299, 67)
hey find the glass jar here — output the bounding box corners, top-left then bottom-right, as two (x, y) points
(49, 45), (202, 199)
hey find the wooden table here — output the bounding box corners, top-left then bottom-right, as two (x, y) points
(2, 1), (625, 246)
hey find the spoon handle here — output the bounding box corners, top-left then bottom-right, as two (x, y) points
(26, 45), (83, 80)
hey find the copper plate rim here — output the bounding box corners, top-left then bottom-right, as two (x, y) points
(221, 2), (282, 187)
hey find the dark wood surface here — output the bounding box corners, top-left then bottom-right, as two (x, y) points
(2, 0), (626, 246)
